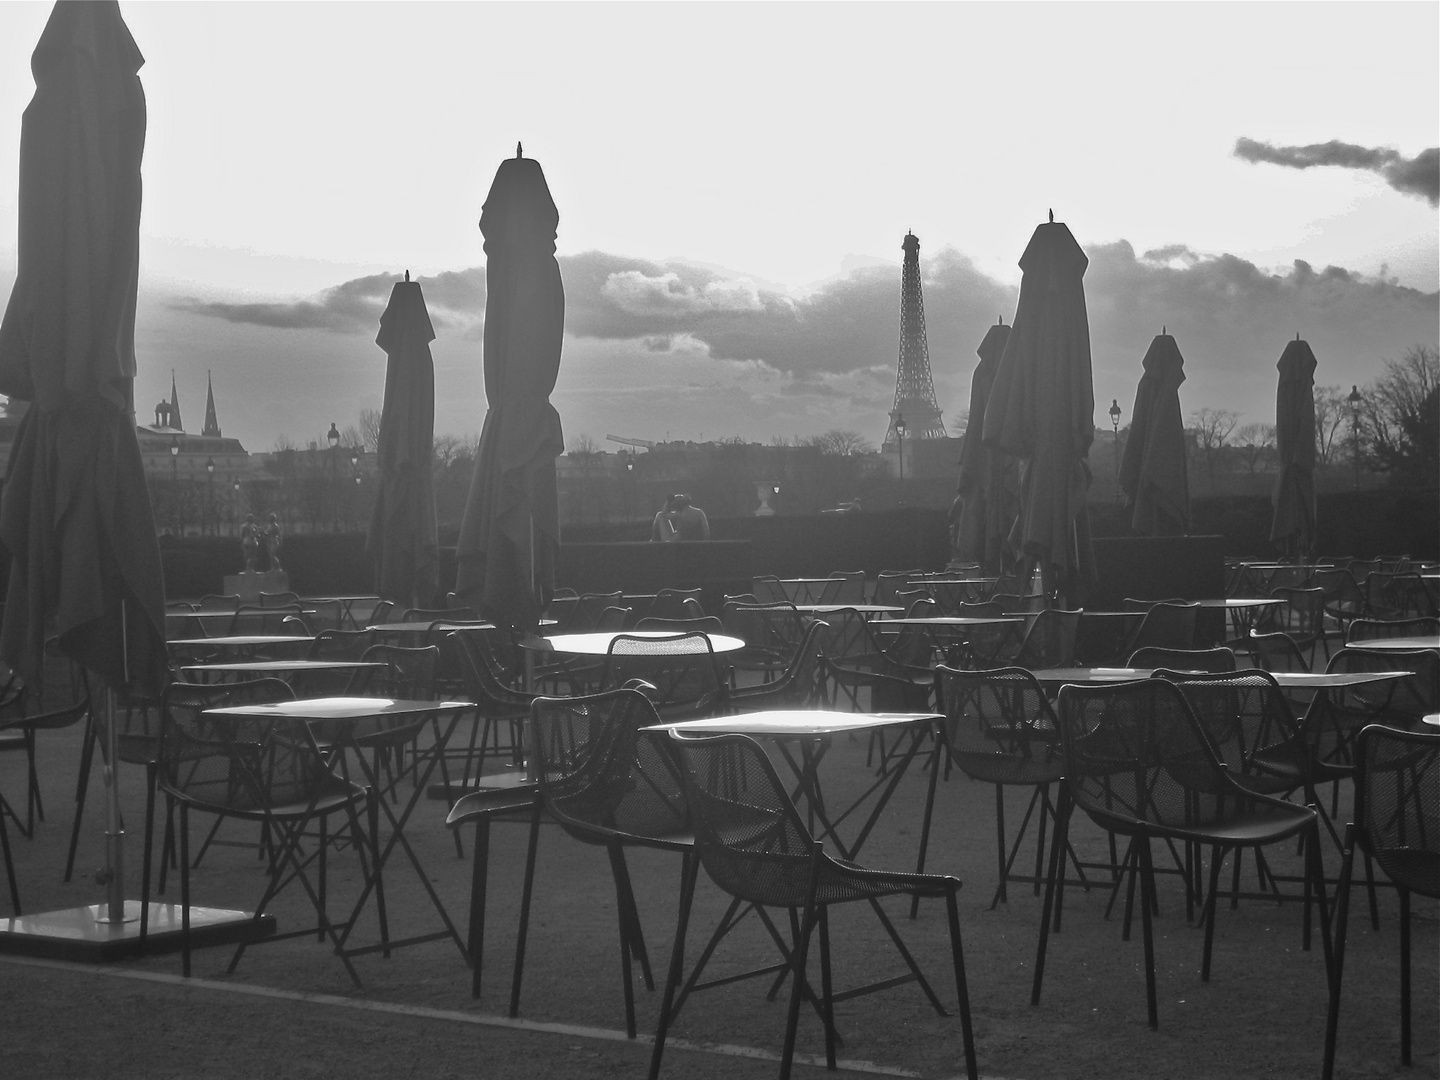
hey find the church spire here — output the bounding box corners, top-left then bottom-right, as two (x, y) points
(202, 370), (221, 437)
(168, 370), (183, 433)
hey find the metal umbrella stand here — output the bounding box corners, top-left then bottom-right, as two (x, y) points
(0, 1), (265, 960)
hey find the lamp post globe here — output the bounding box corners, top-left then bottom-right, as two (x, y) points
(169, 435), (181, 533)
(205, 456), (215, 536)
(326, 422), (340, 532)
(894, 413), (907, 483)
(1347, 384), (1363, 491)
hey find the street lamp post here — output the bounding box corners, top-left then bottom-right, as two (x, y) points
(232, 478), (241, 536)
(894, 413), (907, 483)
(205, 457), (215, 536)
(1109, 398), (1123, 503)
(1347, 384), (1362, 492)
(349, 446), (361, 531)
(169, 435), (181, 534)
(327, 422), (340, 532)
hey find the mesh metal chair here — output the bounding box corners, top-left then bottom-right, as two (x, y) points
(752, 574), (789, 604)
(651, 732), (978, 1080)
(1347, 615), (1439, 642)
(1363, 571), (1433, 619)
(649, 588), (704, 620)
(1311, 567), (1366, 643)
(600, 632), (728, 720)
(721, 601), (808, 685)
(154, 676), (368, 981)
(1123, 601), (1198, 654)
(1009, 608), (1082, 669)
(1245, 630), (1312, 673)
(728, 620), (827, 712)
(636, 615), (724, 636)
(0, 688), (93, 881)
(816, 570), (866, 606)
(874, 569), (921, 607)
(936, 665), (1073, 909)
(512, 689), (692, 1038)
(1322, 725), (1440, 1080)
(257, 590), (301, 608)
(1031, 678), (1330, 1030)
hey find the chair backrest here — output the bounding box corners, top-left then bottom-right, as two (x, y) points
(936, 665), (1059, 777)
(1127, 645), (1236, 673)
(731, 620), (828, 711)
(1012, 608), (1082, 669)
(811, 607), (883, 664)
(258, 590), (301, 608)
(1125, 601), (1198, 653)
(874, 570), (921, 607)
(649, 588), (704, 621)
(601, 632), (727, 719)
(197, 593), (241, 612)
(450, 629), (535, 712)
(1363, 571), (1431, 620)
(157, 678), (308, 811)
(669, 731), (819, 907)
(1055, 678), (1242, 830)
(595, 605), (632, 632)
(529, 688), (688, 844)
(230, 604), (304, 636)
(307, 628), (375, 661)
(1351, 725), (1440, 898)
(303, 599), (344, 631)
(1311, 568), (1365, 615)
(723, 592), (760, 607)
(751, 575), (788, 605)
(1347, 616), (1439, 642)
(1269, 586), (1326, 640)
(572, 591), (624, 632)
(368, 599), (397, 625)
(1154, 668), (1306, 787)
(1264, 565), (1314, 591)
(545, 594), (579, 632)
(817, 571), (866, 606)
(637, 615), (725, 636)
(354, 643), (439, 699)
(990, 592), (1031, 615)
(1245, 631), (1311, 673)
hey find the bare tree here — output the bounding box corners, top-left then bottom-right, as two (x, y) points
(812, 430), (872, 456)
(359, 408), (382, 453)
(1362, 343), (1439, 485)
(1313, 385), (1349, 466)
(569, 433), (601, 457)
(1233, 422), (1276, 476)
(1188, 407), (1239, 487)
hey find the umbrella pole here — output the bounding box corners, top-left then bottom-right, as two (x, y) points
(96, 603), (132, 925)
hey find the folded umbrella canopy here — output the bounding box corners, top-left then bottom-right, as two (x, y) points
(1269, 336), (1318, 556)
(366, 274), (439, 609)
(953, 319), (1018, 571)
(1119, 331), (1190, 536)
(453, 148), (564, 633)
(0, 0), (165, 926)
(982, 215), (1097, 603)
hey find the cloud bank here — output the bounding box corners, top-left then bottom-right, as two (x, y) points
(1234, 137), (1439, 206)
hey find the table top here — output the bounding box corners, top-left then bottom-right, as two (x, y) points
(525, 630), (746, 656)
(646, 709), (941, 737)
(1194, 598), (1284, 609)
(777, 577), (838, 585)
(881, 615), (1026, 627)
(204, 695), (473, 721)
(1424, 713), (1439, 727)
(1028, 666), (1413, 690)
(181, 660), (387, 676)
(917, 577), (1001, 586)
(168, 634), (314, 648)
(793, 604), (904, 615)
(368, 620), (495, 633)
(1346, 636), (1440, 652)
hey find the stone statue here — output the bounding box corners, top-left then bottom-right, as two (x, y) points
(240, 514), (259, 573)
(262, 513), (283, 572)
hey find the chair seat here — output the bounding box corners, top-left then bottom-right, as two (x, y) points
(1374, 849), (1440, 897)
(170, 782), (367, 823)
(950, 751), (1063, 787)
(1084, 802), (1316, 847)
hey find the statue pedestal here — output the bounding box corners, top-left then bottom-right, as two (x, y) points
(223, 570), (290, 603)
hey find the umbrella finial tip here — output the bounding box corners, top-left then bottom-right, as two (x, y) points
(516, 141), (523, 158)
(405, 269), (410, 283)
(1162, 324), (1166, 336)
(1048, 208), (1054, 223)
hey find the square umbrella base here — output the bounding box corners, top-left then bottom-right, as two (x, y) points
(0, 901), (274, 963)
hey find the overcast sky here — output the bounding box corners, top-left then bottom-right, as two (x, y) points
(0, 2), (1435, 454)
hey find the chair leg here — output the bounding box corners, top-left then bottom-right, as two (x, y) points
(63, 713), (99, 882)
(1321, 834), (1356, 1080)
(139, 762), (157, 944)
(648, 852), (698, 1080)
(467, 817), (490, 1000)
(818, 905), (837, 1070)
(991, 784), (1007, 907)
(1399, 886), (1412, 1065)
(179, 800), (192, 978)
(1200, 844), (1225, 982)
(1031, 787), (1071, 1007)
(1, 792), (18, 914)
(945, 889), (979, 1080)
(607, 845), (640, 1039)
(780, 896), (820, 1080)
(1138, 835), (1159, 1030)
(509, 798), (543, 1019)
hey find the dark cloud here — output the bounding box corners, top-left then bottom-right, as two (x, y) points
(1234, 137), (1439, 206)
(172, 267), (487, 338)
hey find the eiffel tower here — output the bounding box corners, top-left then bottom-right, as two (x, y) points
(883, 231), (946, 444)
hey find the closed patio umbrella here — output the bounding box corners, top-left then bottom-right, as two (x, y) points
(1269, 336), (1318, 556)
(953, 319), (1018, 571)
(366, 273), (439, 609)
(982, 213), (1097, 603)
(453, 147), (564, 633)
(0, 0), (165, 925)
(1119, 330), (1190, 536)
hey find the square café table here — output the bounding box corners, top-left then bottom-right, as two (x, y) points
(645, 709), (943, 870)
(203, 695), (474, 964)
